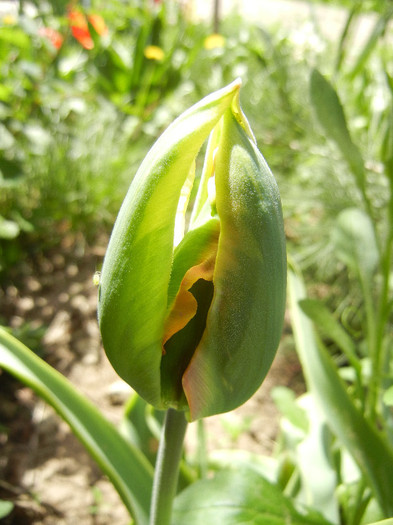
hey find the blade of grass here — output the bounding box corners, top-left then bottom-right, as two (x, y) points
(0, 327), (153, 525)
(348, 7), (393, 80)
(333, 2), (362, 76)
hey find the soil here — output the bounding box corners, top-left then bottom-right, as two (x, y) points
(0, 236), (304, 525)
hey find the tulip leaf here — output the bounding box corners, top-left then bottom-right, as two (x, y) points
(310, 69), (365, 190)
(287, 268), (393, 517)
(172, 468), (331, 525)
(0, 327), (153, 525)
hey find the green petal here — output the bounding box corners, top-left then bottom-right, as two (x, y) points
(183, 107), (287, 420)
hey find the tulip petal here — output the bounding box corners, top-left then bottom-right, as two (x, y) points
(98, 81), (241, 407)
(183, 107), (287, 420)
(160, 218), (219, 409)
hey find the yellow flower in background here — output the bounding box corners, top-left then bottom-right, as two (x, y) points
(204, 33), (225, 50)
(144, 45), (165, 61)
(2, 14), (16, 25)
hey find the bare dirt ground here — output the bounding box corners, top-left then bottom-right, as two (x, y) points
(0, 235), (303, 524)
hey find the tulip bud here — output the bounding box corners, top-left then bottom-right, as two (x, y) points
(98, 80), (286, 420)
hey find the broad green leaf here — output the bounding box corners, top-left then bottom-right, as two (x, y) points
(0, 327), (153, 525)
(331, 208), (379, 280)
(310, 69), (365, 190)
(287, 267), (393, 517)
(172, 468), (331, 525)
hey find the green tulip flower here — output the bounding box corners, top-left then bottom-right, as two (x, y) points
(98, 80), (286, 421)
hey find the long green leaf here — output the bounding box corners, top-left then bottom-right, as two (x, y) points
(287, 269), (393, 517)
(0, 327), (153, 525)
(310, 69), (365, 191)
(173, 468), (331, 525)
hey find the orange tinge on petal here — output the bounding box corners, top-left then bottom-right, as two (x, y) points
(162, 237), (219, 351)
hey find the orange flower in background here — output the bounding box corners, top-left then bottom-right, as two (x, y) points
(68, 7), (93, 49)
(67, 7), (107, 49)
(39, 27), (64, 50)
(88, 13), (108, 36)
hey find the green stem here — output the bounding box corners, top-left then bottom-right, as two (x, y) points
(197, 419), (208, 479)
(149, 408), (188, 525)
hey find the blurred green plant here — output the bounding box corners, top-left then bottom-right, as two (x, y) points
(270, 55), (393, 523)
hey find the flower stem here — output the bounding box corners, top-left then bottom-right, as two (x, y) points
(149, 408), (188, 525)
